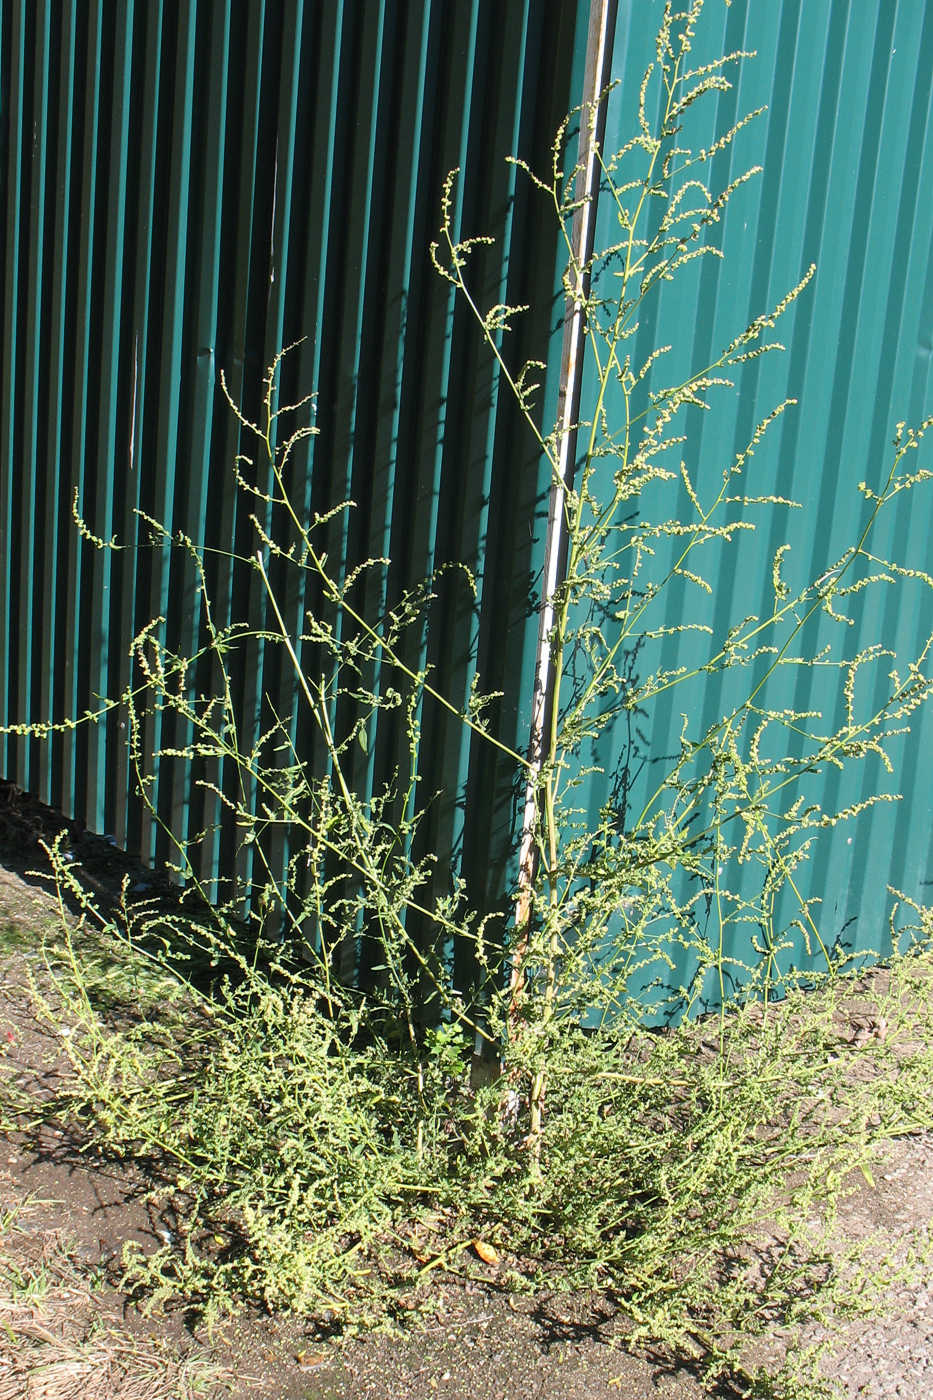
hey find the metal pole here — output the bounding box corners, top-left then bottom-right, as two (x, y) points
(510, 0), (617, 1005)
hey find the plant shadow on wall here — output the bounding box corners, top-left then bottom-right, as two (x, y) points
(5, 3), (933, 1397)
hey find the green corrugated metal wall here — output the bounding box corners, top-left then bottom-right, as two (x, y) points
(571, 0), (933, 1005)
(2, 0), (932, 1006)
(0, 0), (581, 946)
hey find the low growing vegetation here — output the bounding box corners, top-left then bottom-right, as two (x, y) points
(4, 4), (933, 1396)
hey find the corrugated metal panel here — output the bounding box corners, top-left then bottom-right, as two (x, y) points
(0, 1), (582, 950)
(569, 0), (933, 1007)
(8, 0), (930, 1015)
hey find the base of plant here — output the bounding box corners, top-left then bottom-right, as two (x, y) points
(15, 862), (933, 1400)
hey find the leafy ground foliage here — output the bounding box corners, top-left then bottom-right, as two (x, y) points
(5, 4), (933, 1397)
(15, 886), (933, 1399)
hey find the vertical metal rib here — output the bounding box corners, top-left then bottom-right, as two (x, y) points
(512, 0), (617, 940)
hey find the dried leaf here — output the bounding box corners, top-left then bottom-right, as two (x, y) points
(472, 1238), (500, 1266)
(296, 1350), (327, 1370)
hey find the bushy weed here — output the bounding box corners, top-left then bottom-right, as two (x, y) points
(4, 3), (933, 1395)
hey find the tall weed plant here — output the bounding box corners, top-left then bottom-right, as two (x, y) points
(8, 3), (933, 1395)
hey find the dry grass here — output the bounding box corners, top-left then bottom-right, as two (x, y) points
(0, 1205), (225, 1400)
(0, 1295), (220, 1400)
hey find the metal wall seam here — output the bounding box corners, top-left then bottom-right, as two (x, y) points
(253, 0), (304, 901)
(148, 3), (196, 865)
(290, 0), (342, 548)
(61, 5), (104, 827)
(389, 1), (485, 962)
(459, 0), (588, 930)
(220, 0), (271, 905)
(281, 3), (343, 917)
(409, 0), (482, 731)
(37, 4), (76, 808)
(113, 0), (163, 858)
(787, 2), (905, 950)
(362, 0), (434, 813)
(200, 1), (267, 900)
(617, 0), (752, 880)
(747, 0), (842, 784)
(892, 12), (933, 928)
(16, 4), (50, 800)
(847, 0), (933, 931)
(87, 0), (134, 838)
(363, 2), (444, 834)
(265, 1), (303, 360)
(0, 3), (25, 781)
(323, 1), (388, 783)
(713, 1), (843, 966)
(169, 0), (231, 883)
(163, 0), (231, 879)
(441, 0), (535, 979)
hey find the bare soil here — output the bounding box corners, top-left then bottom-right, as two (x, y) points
(0, 781), (929, 1399)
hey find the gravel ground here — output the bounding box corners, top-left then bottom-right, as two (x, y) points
(801, 1132), (933, 1398)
